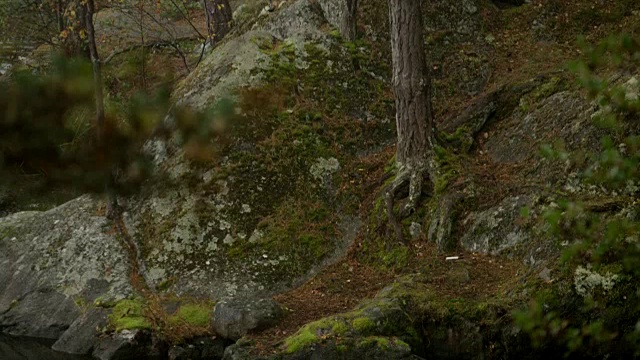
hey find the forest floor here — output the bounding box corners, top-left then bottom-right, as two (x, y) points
(246, 240), (525, 355)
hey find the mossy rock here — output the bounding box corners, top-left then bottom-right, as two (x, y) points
(129, 0), (394, 302)
(284, 336), (416, 360)
(283, 276), (434, 355)
(275, 274), (525, 359)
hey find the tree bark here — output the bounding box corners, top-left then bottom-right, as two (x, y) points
(62, 0), (89, 58)
(318, 0), (358, 41)
(85, 0), (119, 218)
(385, 0), (437, 240)
(56, 0), (65, 34)
(344, 0), (358, 41)
(203, 0), (232, 47)
(85, 0), (104, 142)
(389, 0), (435, 170)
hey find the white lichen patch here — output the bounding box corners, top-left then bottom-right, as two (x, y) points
(624, 77), (639, 101)
(591, 76), (640, 121)
(143, 139), (169, 166)
(409, 222), (422, 240)
(206, 237), (220, 252)
(461, 196), (532, 254)
(223, 234), (235, 245)
(219, 219), (231, 231)
(150, 194), (176, 219)
(249, 229), (264, 243)
(170, 195), (199, 243)
(574, 266), (618, 297)
(310, 157), (340, 182)
(147, 268), (166, 284)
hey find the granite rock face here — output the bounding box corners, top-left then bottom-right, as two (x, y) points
(212, 297), (285, 340)
(0, 196), (133, 340)
(51, 307), (110, 355)
(92, 329), (155, 360)
(174, 0), (328, 110)
(460, 196), (534, 255)
(127, 0), (363, 301)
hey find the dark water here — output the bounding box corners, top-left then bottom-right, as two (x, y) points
(0, 335), (92, 360)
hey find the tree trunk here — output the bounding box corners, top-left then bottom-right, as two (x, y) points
(203, 0), (232, 47)
(63, 0), (90, 58)
(85, 0), (104, 142)
(344, 0), (358, 41)
(56, 0), (65, 34)
(85, 0), (119, 218)
(389, 0), (435, 170)
(385, 0), (437, 240)
(318, 0), (358, 41)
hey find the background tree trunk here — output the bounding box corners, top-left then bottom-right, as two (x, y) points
(318, 0), (358, 41)
(344, 0), (358, 41)
(63, 0), (90, 58)
(85, 0), (104, 142)
(203, 0), (232, 47)
(56, 0), (65, 34)
(85, 0), (119, 218)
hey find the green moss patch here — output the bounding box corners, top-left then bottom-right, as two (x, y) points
(284, 318), (344, 352)
(285, 325), (321, 353)
(519, 76), (567, 112)
(108, 299), (152, 332)
(381, 246), (410, 270)
(433, 145), (464, 195)
(169, 303), (213, 328)
(357, 336), (409, 352)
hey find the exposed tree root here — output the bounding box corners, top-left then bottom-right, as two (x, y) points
(385, 165), (430, 243)
(105, 194), (121, 221)
(108, 199), (153, 293)
(385, 170), (409, 243)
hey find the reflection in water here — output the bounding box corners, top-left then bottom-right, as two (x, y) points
(0, 335), (92, 360)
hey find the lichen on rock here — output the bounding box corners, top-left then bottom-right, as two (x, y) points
(574, 266), (619, 297)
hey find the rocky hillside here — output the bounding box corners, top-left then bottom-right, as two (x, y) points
(1, 0), (640, 359)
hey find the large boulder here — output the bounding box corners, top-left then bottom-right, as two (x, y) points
(127, 0), (370, 301)
(168, 336), (226, 360)
(174, 0), (328, 109)
(92, 329), (155, 360)
(51, 307), (110, 355)
(0, 196), (133, 339)
(0, 0), (372, 350)
(212, 297), (285, 340)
